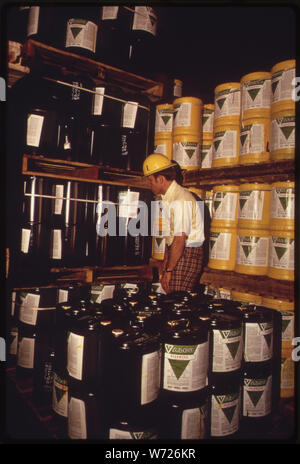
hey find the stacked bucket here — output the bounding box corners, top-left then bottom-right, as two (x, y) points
(201, 104), (214, 168)
(212, 83), (241, 167)
(153, 103), (174, 160)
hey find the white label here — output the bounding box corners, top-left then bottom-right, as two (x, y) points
(236, 235), (269, 267)
(118, 191), (140, 218)
(212, 328), (243, 373)
(58, 289), (69, 303)
(109, 428), (158, 440)
(209, 231), (232, 261)
(214, 88), (240, 119)
(173, 102), (192, 128)
(68, 397), (87, 439)
(9, 327), (18, 356)
(238, 190), (265, 221)
(201, 142), (213, 168)
(17, 337), (35, 369)
(102, 6), (119, 20)
(270, 187), (294, 220)
(210, 392), (240, 437)
(271, 116), (295, 150)
(243, 375), (272, 417)
(241, 78), (271, 112)
(271, 67), (295, 103)
(52, 373), (68, 417)
(51, 229), (62, 260)
(90, 285), (115, 304)
(67, 332), (84, 380)
(19, 292), (40, 326)
(213, 130), (237, 159)
(202, 108), (214, 133)
(122, 101), (138, 128)
(141, 350), (161, 405)
(21, 228), (31, 254)
(240, 123), (265, 155)
(26, 114), (44, 147)
(92, 87), (105, 116)
(132, 6), (157, 36)
(154, 143), (167, 156)
(27, 6), (40, 36)
(181, 406), (207, 439)
(163, 342), (208, 392)
(212, 192), (238, 221)
(269, 235), (294, 271)
(54, 185), (64, 215)
(66, 19), (97, 53)
(244, 322), (273, 362)
(155, 108), (173, 132)
(153, 236), (165, 254)
(173, 141), (201, 167)
(280, 311), (294, 342)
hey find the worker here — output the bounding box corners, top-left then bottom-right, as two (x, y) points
(143, 153), (205, 294)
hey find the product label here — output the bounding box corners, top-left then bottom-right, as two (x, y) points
(210, 392), (240, 437)
(51, 229), (62, 260)
(155, 108), (173, 132)
(236, 235), (269, 267)
(21, 228), (31, 254)
(173, 102), (192, 128)
(269, 235), (294, 271)
(27, 6), (40, 36)
(201, 142), (213, 168)
(67, 332), (84, 380)
(172, 141), (201, 167)
(26, 113), (44, 147)
(19, 292), (40, 326)
(213, 130), (237, 159)
(244, 322), (273, 362)
(122, 101), (138, 128)
(68, 397), (87, 439)
(271, 67), (295, 102)
(154, 143), (167, 157)
(109, 428), (158, 439)
(118, 191), (140, 218)
(239, 123), (265, 155)
(209, 231), (233, 261)
(163, 342), (208, 392)
(202, 108), (214, 133)
(66, 19), (97, 53)
(90, 284), (115, 304)
(9, 327), (18, 356)
(17, 337), (35, 369)
(214, 88), (240, 118)
(243, 375), (272, 417)
(132, 6), (157, 36)
(54, 185), (64, 215)
(212, 328), (243, 373)
(238, 190), (266, 221)
(181, 405), (208, 439)
(271, 116), (295, 150)
(141, 350), (161, 405)
(153, 236), (166, 255)
(270, 187), (294, 220)
(281, 356), (294, 389)
(280, 310), (294, 342)
(92, 87), (105, 116)
(212, 191), (238, 221)
(102, 6), (119, 20)
(52, 373), (68, 417)
(241, 78), (271, 112)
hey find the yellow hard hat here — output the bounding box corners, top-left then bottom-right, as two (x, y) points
(143, 153), (176, 176)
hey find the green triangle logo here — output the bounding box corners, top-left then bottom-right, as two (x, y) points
(217, 97), (226, 109)
(280, 125), (294, 140)
(201, 150), (208, 162)
(185, 148), (195, 159)
(202, 116), (209, 126)
(282, 318), (291, 334)
(279, 196), (289, 210)
(272, 81), (279, 95)
(226, 341), (240, 360)
(71, 27), (82, 39)
(156, 237), (164, 247)
(214, 140), (222, 151)
(242, 245), (253, 258)
(55, 386), (67, 404)
(213, 200), (221, 211)
(168, 358), (189, 379)
(248, 88), (260, 101)
(240, 133), (248, 146)
(161, 115), (171, 125)
(173, 109), (179, 120)
(275, 246), (287, 260)
(221, 405), (237, 424)
(210, 239), (216, 250)
(247, 389), (264, 407)
(239, 199), (247, 210)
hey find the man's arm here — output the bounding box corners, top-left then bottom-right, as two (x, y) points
(161, 233), (186, 293)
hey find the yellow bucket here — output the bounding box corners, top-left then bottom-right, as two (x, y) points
(239, 116), (270, 164)
(214, 82), (241, 123)
(262, 296), (294, 351)
(268, 229), (294, 281)
(237, 183), (271, 230)
(211, 184), (239, 228)
(240, 71), (271, 119)
(202, 104), (215, 136)
(270, 181), (295, 231)
(208, 226), (237, 271)
(172, 133), (201, 170)
(154, 134), (173, 160)
(271, 59), (296, 111)
(201, 135), (213, 169)
(173, 96), (203, 136)
(270, 102), (295, 160)
(188, 187), (205, 199)
(231, 290), (262, 305)
(212, 118), (239, 167)
(235, 228), (269, 276)
(154, 104), (174, 136)
(280, 347), (295, 398)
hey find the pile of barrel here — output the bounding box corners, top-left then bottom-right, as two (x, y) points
(8, 284), (284, 440)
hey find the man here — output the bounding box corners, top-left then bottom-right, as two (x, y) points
(143, 153), (205, 294)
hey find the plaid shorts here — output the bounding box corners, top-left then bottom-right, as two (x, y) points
(169, 245), (204, 293)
